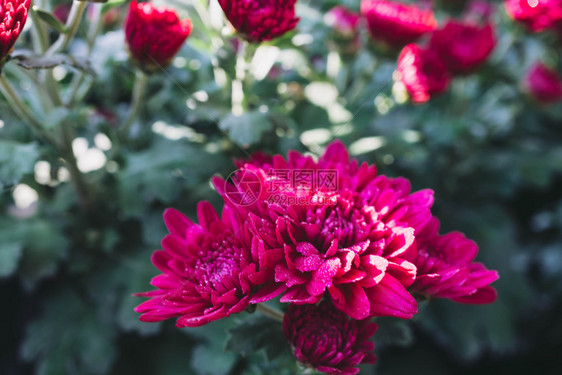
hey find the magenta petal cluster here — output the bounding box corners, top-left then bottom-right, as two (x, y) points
(0, 0), (31, 63)
(283, 300), (377, 375)
(217, 0), (300, 43)
(411, 218), (499, 303)
(135, 202), (254, 327)
(524, 62), (562, 103)
(504, 0), (562, 32)
(429, 20), (496, 75)
(361, 0), (437, 48)
(124, 1), (192, 71)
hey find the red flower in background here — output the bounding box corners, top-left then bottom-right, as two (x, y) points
(135, 203), (255, 327)
(124, 1), (192, 71)
(504, 0), (562, 32)
(283, 300), (377, 375)
(217, 0), (300, 43)
(0, 0), (31, 64)
(429, 20), (496, 75)
(523, 62), (562, 103)
(396, 44), (451, 103)
(325, 5), (360, 38)
(361, 0), (437, 48)
(411, 218), (499, 303)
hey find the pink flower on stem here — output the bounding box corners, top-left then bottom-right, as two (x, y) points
(0, 0), (31, 64)
(325, 5), (361, 38)
(504, 0), (562, 32)
(523, 62), (562, 103)
(361, 0), (437, 48)
(124, 1), (192, 71)
(215, 141), (436, 320)
(217, 0), (300, 43)
(283, 300), (377, 375)
(411, 218), (499, 303)
(429, 20), (496, 75)
(135, 202), (255, 327)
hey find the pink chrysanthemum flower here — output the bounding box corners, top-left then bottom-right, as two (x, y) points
(361, 0), (437, 48)
(411, 218), (499, 303)
(523, 62), (562, 103)
(504, 0), (562, 33)
(215, 141), (435, 320)
(135, 202), (254, 327)
(396, 43), (451, 103)
(283, 300), (377, 375)
(0, 0), (31, 65)
(124, 1), (192, 71)
(217, 0), (300, 43)
(429, 20), (496, 75)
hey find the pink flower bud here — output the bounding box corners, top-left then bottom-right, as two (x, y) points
(361, 0), (437, 48)
(504, 0), (562, 32)
(124, 1), (192, 71)
(524, 62), (562, 103)
(0, 0), (31, 63)
(325, 5), (360, 37)
(283, 300), (377, 375)
(429, 20), (496, 75)
(217, 0), (300, 43)
(396, 43), (451, 103)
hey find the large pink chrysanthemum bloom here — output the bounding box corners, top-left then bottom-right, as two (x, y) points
(215, 141), (435, 320)
(523, 62), (562, 103)
(411, 218), (499, 303)
(0, 0), (31, 66)
(396, 43), (451, 103)
(135, 202), (255, 327)
(217, 0), (300, 43)
(283, 300), (377, 375)
(504, 0), (562, 32)
(429, 20), (496, 75)
(124, 1), (192, 71)
(360, 0), (437, 48)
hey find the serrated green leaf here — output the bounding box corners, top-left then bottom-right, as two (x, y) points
(0, 141), (39, 189)
(219, 111), (272, 147)
(33, 7), (67, 34)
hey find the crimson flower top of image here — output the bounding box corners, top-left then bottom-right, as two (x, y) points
(523, 62), (562, 103)
(396, 43), (451, 103)
(504, 0), (562, 32)
(217, 0), (300, 43)
(135, 202), (255, 327)
(360, 0), (437, 48)
(411, 218), (499, 303)
(283, 300), (377, 375)
(0, 0), (31, 63)
(215, 141), (436, 320)
(325, 5), (361, 38)
(429, 20), (496, 75)
(124, 1), (192, 71)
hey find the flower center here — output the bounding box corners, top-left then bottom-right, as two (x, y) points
(194, 234), (242, 292)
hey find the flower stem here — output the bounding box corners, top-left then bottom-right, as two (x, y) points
(29, 4), (50, 53)
(232, 40), (248, 116)
(256, 304), (284, 323)
(0, 74), (61, 149)
(120, 69), (148, 139)
(46, 1), (88, 56)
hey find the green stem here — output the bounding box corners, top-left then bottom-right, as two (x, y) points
(120, 69), (148, 139)
(29, 4), (50, 53)
(0, 74), (61, 149)
(256, 304), (284, 323)
(232, 40), (248, 116)
(46, 1), (88, 56)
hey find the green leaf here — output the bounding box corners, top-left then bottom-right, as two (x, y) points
(21, 289), (116, 375)
(0, 242), (23, 278)
(188, 319), (238, 375)
(0, 141), (39, 190)
(32, 7), (67, 34)
(225, 315), (290, 362)
(10, 50), (94, 74)
(219, 111), (272, 147)
(374, 317), (414, 348)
